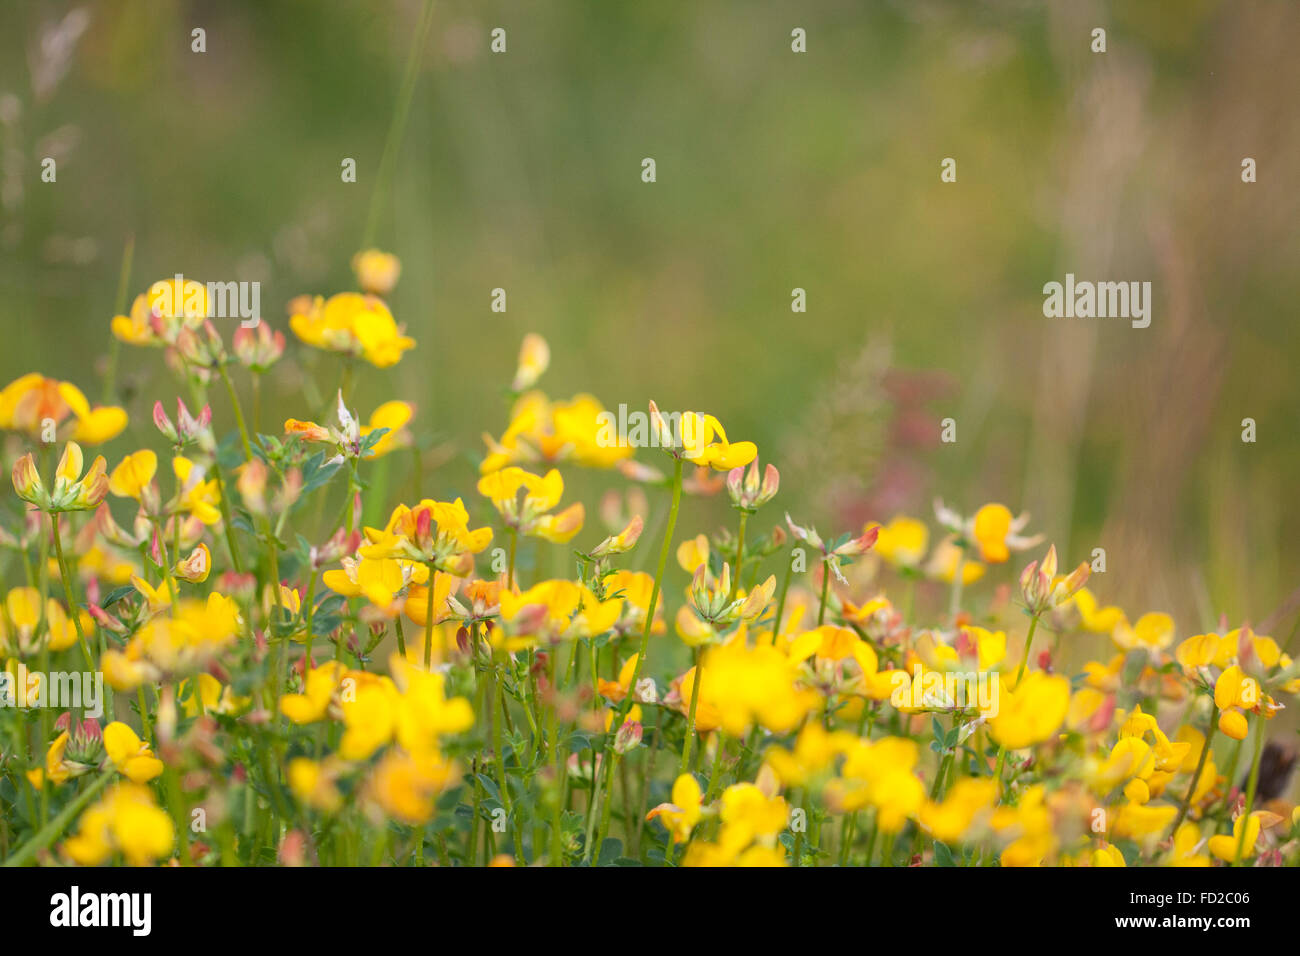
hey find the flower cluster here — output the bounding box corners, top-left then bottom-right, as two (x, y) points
(1, 247), (1296, 870)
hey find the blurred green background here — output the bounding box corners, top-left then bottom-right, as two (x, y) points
(2, 0), (1298, 635)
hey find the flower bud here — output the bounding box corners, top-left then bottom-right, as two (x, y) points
(153, 401), (179, 443)
(352, 249), (402, 297)
(589, 515), (643, 558)
(12, 453), (44, 506)
(634, 677), (658, 705)
(511, 333), (550, 392)
(647, 400), (676, 452)
(237, 458), (269, 515)
(613, 719), (643, 754)
(727, 459), (780, 511)
(232, 322), (286, 372)
(174, 543), (212, 583)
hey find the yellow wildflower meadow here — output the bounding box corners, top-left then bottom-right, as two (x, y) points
(0, 247), (1295, 878)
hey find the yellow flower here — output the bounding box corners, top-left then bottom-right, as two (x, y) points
(0, 588), (83, 655)
(925, 538), (986, 585)
(1086, 843), (1124, 866)
(919, 777), (998, 843)
(338, 673), (401, 761)
(1217, 708), (1249, 740)
(324, 555), (421, 616)
(972, 503), (1014, 563)
(108, 450), (158, 501)
(1169, 822), (1211, 866)
(476, 467), (585, 543)
(111, 278), (209, 346)
(1214, 665), (1258, 711)
(173, 543), (211, 584)
(63, 782), (174, 866)
(673, 409), (758, 471)
(1072, 587), (1127, 633)
(0, 374), (126, 444)
(832, 736), (925, 833)
(289, 292), (415, 368)
(351, 249), (401, 296)
(869, 516), (929, 568)
(102, 721), (164, 783)
(280, 661), (347, 724)
(101, 593), (241, 689)
(646, 773), (703, 842)
(1093, 736), (1155, 792)
(512, 333), (550, 392)
(1112, 611), (1175, 652)
(362, 401), (414, 458)
(360, 498), (493, 570)
(180, 673), (249, 716)
(388, 654), (475, 754)
(989, 671), (1070, 750)
(482, 391), (633, 472)
(172, 456), (222, 525)
(992, 784), (1057, 866)
(402, 570), (458, 628)
(1207, 812), (1263, 862)
(1110, 801), (1177, 842)
(364, 748), (459, 825)
(30, 731), (76, 787)
(288, 757), (344, 812)
(676, 534), (710, 574)
(1175, 633), (1221, 672)
(13, 442), (109, 513)
(497, 579), (622, 649)
(681, 641), (817, 738)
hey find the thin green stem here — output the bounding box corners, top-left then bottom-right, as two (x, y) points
(361, 0), (438, 248)
(423, 561), (436, 669)
(817, 560), (831, 626)
(1171, 706), (1216, 834)
(217, 362), (254, 462)
(679, 649), (705, 777)
(772, 546), (794, 640)
(621, 459), (684, 708)
(49, 514), (96, 672)
(1231, 713), (1267, 865)
(4, 770), (113, 867)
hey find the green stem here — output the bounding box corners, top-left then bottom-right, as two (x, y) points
(949, 551), (967, 621)
(1231, 712), (1267, 866)
(990, 614), (1042, 798)
(49, 514), (96, 672)
(507, 528), (517, 590)
(772, 546), (794, 640)
(1012, 613), (1041, 687)
(1171, 706), (1216, 834)
(218, 362), (254, 462)
(728, 513), (747, 603)
(817, 560), (831, 626)
(361, 0), (437, 248)
(213, 469), (244, 572)
(3, 770), (113, 867)
(703, 731), (728, 803)
(303, 570), (319, 669)
(423, 561), (436, 669)
(678, 650), (705, 777)
(621, 459), (684, 707)
(547, 654), (564, 866)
